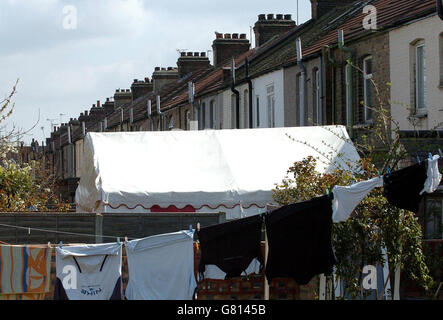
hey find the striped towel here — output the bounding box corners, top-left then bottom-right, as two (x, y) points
(0, 245), (53, 300)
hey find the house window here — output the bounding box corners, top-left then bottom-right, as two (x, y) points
(415, 43), (427, 112)
(243, 89), (249, 129)
(231, 94), (237, 129)
(209, 100), (216, 129)
(267, 84), (275, 128)
(440, 33), (443, 87)
(185, 110), (191, 130)
(313, 68), (321, 125)
(363, 56), (374, 122)
(168, 116), (174, 130)
(296, 74), (304, 126)
(425, 198), (443, 239)
(201, 102), (206, 130)
(256, 95), (260, 128)
(345, 64), (352, 127)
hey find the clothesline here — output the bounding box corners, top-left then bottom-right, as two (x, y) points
(0, 222), (137, 242)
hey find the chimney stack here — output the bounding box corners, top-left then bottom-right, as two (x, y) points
(253, 13), (296, 47)
(131, 78), (153, 101)
(310, 0), (358, 20)
(114, 89), (132, 110)
(212, 32), (250, 67)
(152, 67), (179, 94)
(177, 51), (211, 78)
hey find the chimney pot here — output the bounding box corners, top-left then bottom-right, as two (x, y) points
(144, 77), (150, 83)
(232, 33), (239, 39)
(200, 52), (206, 57)
(284, 14), (292, 20)
(187, 52), (193, 56)
(258, 14), (266, 21)
(194, 52), (199, 56)
(97, 100), (101, 107)
(180, 52), (186, 57)
(155, 67), (160, 71)
(167, 67), (173, 70)
(224, 33), (231, 39)
(215, 32), (223, 39)
(134, 79), (138, 83)
(161, 67), (166, 70)
(267, 14), (274, 20)
(106, 98), (110, 102)
(276, 14), (283, 20)
(240, 33), (247, 39)
(92, 104), (96, 108)
(126, 89), (130, 92)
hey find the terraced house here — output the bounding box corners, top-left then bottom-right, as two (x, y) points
(42, 0), (442, 243)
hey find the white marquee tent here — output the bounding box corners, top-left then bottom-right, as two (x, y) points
(75, 126), (361, 219)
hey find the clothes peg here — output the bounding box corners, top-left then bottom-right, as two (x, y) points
(28, 227), (31, 235)
(47, 241), (51, 248)
(59, 241), (63, 249)
(117, 237), (121, 244)
(124, 236), (128, 243)
(429, 152), (433, 160)
(197, 222), (200, 232)
(189, 224), (193, 233)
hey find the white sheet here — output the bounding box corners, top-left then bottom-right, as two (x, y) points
(125, 230), (197, 300)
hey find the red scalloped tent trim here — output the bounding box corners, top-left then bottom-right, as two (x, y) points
(102, 202), (266, 211)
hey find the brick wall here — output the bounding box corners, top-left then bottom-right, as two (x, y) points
(44, 242), (318, 300)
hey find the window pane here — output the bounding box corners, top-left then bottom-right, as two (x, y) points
(425, 199), (442, 239)
(416, 45), (427, 110)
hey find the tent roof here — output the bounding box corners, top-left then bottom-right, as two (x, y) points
(75, 126), (360, 213)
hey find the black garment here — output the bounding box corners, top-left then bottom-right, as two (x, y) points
(383, 162), (427, 213)
(197, 214), (264, 280)
(265, 195), (336, 285)
(53, 276), (122, 300)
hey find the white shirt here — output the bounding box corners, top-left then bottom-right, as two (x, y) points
(420, 155), (442, 195)
(55, 242), (122, 300)
(332, 176), (384, 222)
(125, 230), (197, 300)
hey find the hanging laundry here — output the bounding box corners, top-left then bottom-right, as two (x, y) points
(332, 176), (384, 222)
(420, 155), (442, 195)
(0, 244), (52, 300)
(197, 214), (263, 280)
(125, 230), (196, 300)
(54, 243), (123, 300)
(265, 195), (336, 285)
(383, 162), (427, 213)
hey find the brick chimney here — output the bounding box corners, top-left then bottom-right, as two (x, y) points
(310, 0), (358, 20)
(131, 78), (153, 101)
(152, 67), (179, 94)
(103, 97), (115, 115)
(177, 52), (211, 78)
(114, 89), (132, 110)
(212, 33), (250, 68)
(253, 14), (296, 48)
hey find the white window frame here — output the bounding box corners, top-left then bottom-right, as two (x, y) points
(313, 69), (321, 125)
(363, 56), (374, 122)
(415, 43), (427, 113)
(345, 64), (352, 127)
(267, 84), (275, 128)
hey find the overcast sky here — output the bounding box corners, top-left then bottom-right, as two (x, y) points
(0, 0), (311, 144)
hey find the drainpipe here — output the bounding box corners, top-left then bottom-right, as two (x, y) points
(188, 81), (197, 130)
(245, 57), (253, 128)
(296, 38), (306, 126)
(324, 45), (337, 125)
(338, 29), (354, 139)
(231, 57), (240, 129)
(147, 100), (154, 131)
(116, 107), (124, 131)
(156, 95), (164, 131)
(438, 0), (443, 20)
(319, 53), (324, 125)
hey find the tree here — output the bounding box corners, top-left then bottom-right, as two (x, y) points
(272, 61), (438, 299)
(0, 80), (69, 212)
